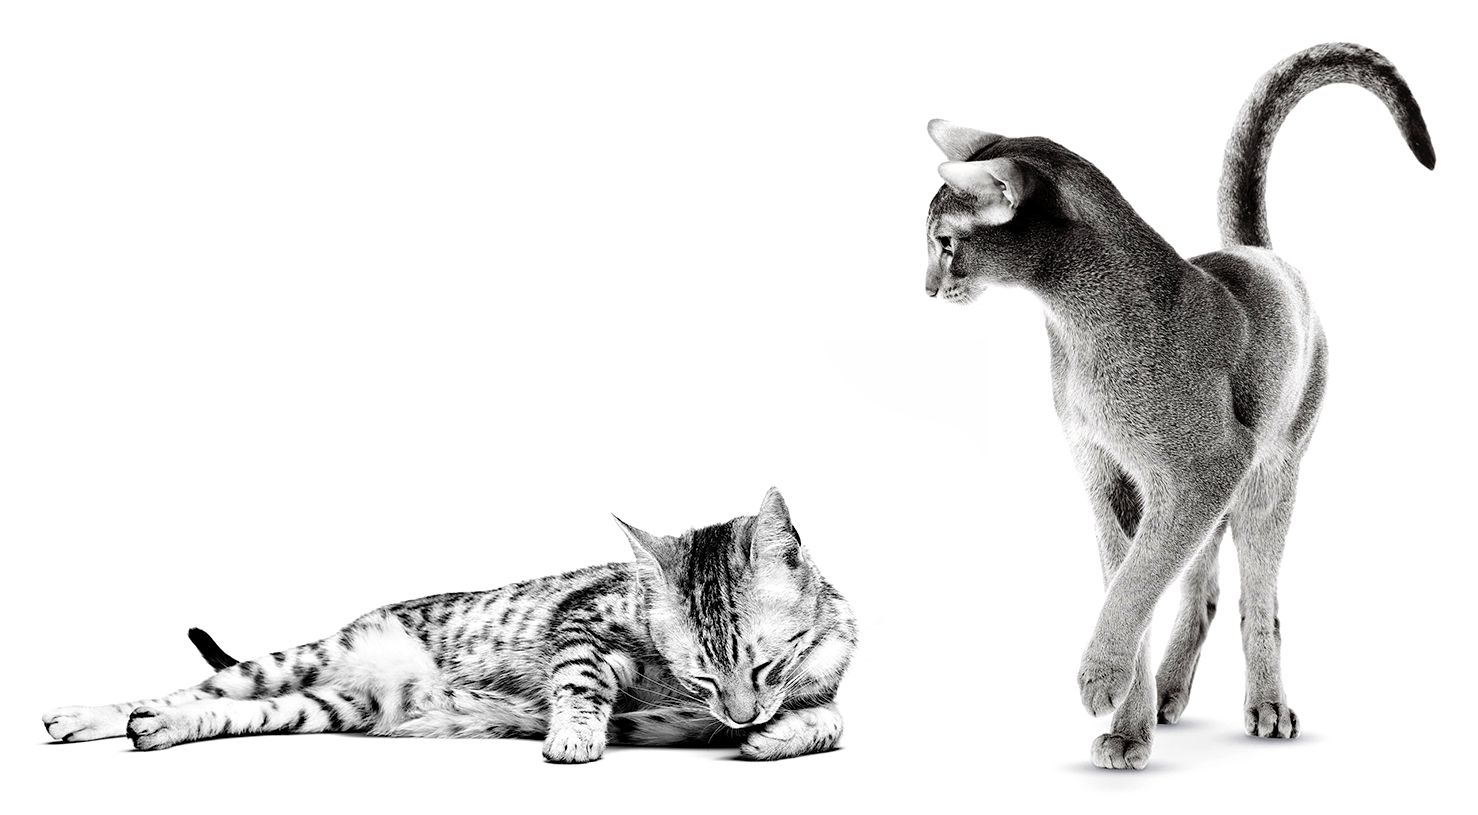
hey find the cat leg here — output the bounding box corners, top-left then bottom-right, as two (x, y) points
(126, 689), (373, 751)
(740, 703), (843, 761)
(1229, 459), (1300, 738)
(1076, 450), (1247, 748)
(43, 636), (342, 743)
(1069, 442), (1156, 769)
(541, 633), (621, 763)
(43, 686), (218, 743)
(1154, 520), (1225, 724)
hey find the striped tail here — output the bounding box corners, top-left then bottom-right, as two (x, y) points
(1218, 43), (1436, 249)
(187, 627), (239, 670)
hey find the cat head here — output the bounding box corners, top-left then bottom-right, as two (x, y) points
(613, 488), (849, 729)
(923, 120), (1095, 302)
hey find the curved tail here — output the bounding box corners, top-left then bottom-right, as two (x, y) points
(1219, 43), (1435, 249)
(187, 627), (239, 671)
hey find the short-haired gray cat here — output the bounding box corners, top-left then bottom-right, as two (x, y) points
(923, 43), (1434, 769)
(43, 488), (857, 762)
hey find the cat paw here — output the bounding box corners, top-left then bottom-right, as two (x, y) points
(1157, 689), (1189, 725)
(1091, 733), (1151, 770)
(1244, 701), (1298, 739)
(739, 707), (842, 761)
(43, 706), (126, 742)
(1078, 651), (1134, 716)
(126, 707), (183, 751)
(542, 725), (605, 764)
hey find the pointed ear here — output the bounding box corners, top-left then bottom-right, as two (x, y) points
(613, 515), (674, 572)
(937, 159), (1034, 225)
(928, 119), (1003, 161)
(752, 487), (806, 569)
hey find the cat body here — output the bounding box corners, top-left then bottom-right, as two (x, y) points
(923, 44), (1433, 769)
(42, 489), (857, 762)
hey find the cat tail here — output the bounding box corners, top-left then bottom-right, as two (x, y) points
(1218, 42), (1435, 250)
(187, 627), (240, 670)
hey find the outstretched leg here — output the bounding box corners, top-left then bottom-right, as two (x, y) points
(43, 686), (218, 743)
(45, 614), (437, 745)
(1155, 520), (1225, 724)
(127, 689), (373, 750)
(1069, 443), (1156, 770)
(1229, 458), (1301, 739)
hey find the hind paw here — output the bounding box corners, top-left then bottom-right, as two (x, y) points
(127, 707), (185, 751)
(43, 706), (126, 742)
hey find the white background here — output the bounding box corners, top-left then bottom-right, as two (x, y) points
(2, 1), (1473, 811)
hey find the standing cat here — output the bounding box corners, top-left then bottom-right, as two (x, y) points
(42, 488), (857, 762)
(922, 44), (1433, 768)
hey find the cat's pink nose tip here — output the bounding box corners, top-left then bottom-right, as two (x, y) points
(925, 286), (939, 297)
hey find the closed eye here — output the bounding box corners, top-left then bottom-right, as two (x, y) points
(750, 661), (773, 686)
(689, 674), (718, 693)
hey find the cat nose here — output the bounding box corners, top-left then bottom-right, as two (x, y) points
(926, 284), (939, 297)
(724, 704), (758, 726)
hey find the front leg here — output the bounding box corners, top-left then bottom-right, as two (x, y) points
(1069, 442), (1157, 769)
(541, 631), (620, 764)
(740, 704), (843, 761)
(1078, 461), (1243, 723)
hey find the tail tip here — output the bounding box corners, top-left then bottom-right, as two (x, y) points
(1415, 142), (1437, 170)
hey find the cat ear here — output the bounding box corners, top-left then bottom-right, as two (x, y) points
(752, 487), (806, 569)
(613, 515), (674, 571)
(928, 119), (1003, 161)
(937, 159), (1034, 225)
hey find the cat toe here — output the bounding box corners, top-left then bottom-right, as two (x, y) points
(1244, 702), (1298, 739)
(1091, 733), (1151, 770)
(126, 707), (179, 751)
(42, 705), (125, 742)
(542, 726), (604, 764)
(1077, 653), (1133, 716)
(1157, 690), (1189, 724)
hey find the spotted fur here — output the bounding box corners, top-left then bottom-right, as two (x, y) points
(42, 488), (856, 763)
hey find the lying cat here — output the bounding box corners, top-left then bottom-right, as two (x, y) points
(922, 43), (1433, 769)
(42, 488), (856, 762)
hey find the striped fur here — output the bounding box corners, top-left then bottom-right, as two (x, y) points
(42, 488), (857, 763)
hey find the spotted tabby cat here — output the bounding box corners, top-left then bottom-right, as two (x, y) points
(42, 488), (857, 762)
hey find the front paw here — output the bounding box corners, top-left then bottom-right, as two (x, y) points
(1245, 701), (1298, 739)
(1091, 733), (1151, 770)
(1078, 649), (1134, 716)
(542, 725), (605, 764)
(739, 708), (841, 761)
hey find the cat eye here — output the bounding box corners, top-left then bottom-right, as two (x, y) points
(689, 674), (718, 692)
(750, 661), (774, 685)
(936, 235), (954, 253)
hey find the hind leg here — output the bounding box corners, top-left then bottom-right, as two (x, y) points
(43, 686), (219, 743)
(127, 689), (373, 750)
(1155, 520), (1225, 724)
(1229, 459), (1301, 739)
